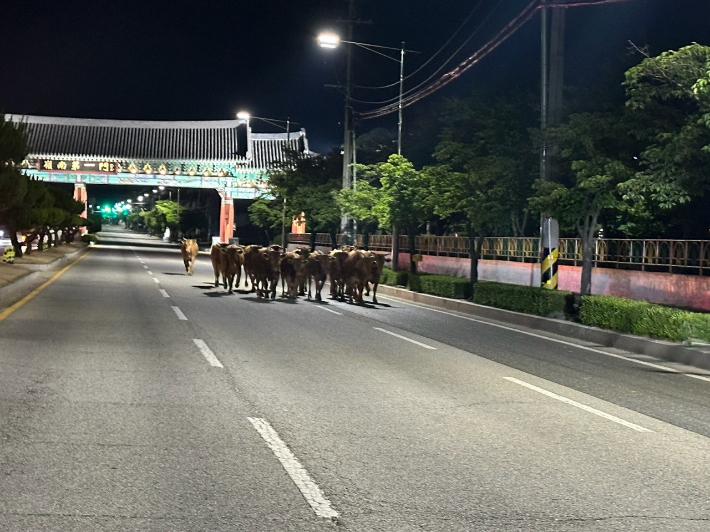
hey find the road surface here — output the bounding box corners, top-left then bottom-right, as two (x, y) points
(1, 226), (709, 531)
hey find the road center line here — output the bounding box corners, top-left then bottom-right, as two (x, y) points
(193, 339), (223, 367)
(159, 289), (170, 298)
(152, 277), (160, 284)
(171, 306), (188, 320)
(248, 417), (338, 520)
(143, 265), (148, 269)
(374, 327), (436, 349)
(377, 295), (701, 378)
(315, 306), (342, 315)
(146, 270), (153, 275)
(504, 377), (653, 432)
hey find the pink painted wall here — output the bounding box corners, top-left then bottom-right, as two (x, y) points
(395, 253), (710, 312)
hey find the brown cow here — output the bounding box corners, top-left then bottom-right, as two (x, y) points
(256, 246), (282, 299)
(242, 244), (263, 292)
(340, 249), (370, 304)
(363, 251), (386, 304)
(305, 251), (329, 301)
(210, 243), (228, 287)
(328, 249), (349, 300)
(211, 243), (244, 293)
(180, 238), (199, 275)
(279, 250), (307, 299)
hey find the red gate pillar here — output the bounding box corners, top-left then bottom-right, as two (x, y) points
(219, 194), (234, 243)
(73, 183), (88, 235)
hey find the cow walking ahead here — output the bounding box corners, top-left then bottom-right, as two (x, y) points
(210, 243), (244, 293)
(180, 238), (199, 275)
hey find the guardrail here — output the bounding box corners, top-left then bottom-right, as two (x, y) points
(287, 234), (710, 276)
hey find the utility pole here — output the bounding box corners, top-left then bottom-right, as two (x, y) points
(340, 0), (356, 242)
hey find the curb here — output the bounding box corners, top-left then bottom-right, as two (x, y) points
(0, 247), (90, 309)
(376, 284), (710, 371)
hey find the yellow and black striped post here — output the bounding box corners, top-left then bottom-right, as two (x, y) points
(541, 246), (558, 289)
(540, 216), (559, 290)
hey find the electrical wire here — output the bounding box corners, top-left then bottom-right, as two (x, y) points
(350, 0), (491, 92)
(349, 0), (506, 106)
(357, 0), (632, 121)
(359, 0), (540, 119)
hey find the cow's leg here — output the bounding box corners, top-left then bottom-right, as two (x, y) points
(307, 276), (312, 300)
(188, 259), (194, 276)
(236, 267), (241, 289)
(227, 273), (235, 293)
(372, 282), (379, 304)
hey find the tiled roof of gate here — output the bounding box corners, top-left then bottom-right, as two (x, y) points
(7, 115), (309, 169)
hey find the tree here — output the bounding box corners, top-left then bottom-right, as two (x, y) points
(432, 90), (539, 238)
(7, 178), (53, 256)
(621, 43), (710, 237)
(0, 114), (30, 254)
(45, 187), (85, 246)
(349, 154), (433, 272)
(250, 149), (342, 246)
(529, 112), (634, 295)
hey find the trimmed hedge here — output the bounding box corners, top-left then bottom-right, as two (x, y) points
(379, 269), (472, 299)
(472, 281), (573, 317)
(579, 295), (710, 342)
(379, 268), (409, 287)
(408, 273), (473, 299)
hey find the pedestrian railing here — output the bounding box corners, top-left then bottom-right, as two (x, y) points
(287, 234), (710, 275)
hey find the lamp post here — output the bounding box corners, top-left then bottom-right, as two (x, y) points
(318, 31), (410, 259)
(237, 111), (297, 248)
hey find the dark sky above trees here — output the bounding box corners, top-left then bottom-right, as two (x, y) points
(1, 0), (709, 154)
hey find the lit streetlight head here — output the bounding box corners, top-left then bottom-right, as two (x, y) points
(317, 32), (340, 49)
(236, 111), (250, 120)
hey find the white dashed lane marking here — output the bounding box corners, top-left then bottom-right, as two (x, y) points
(248, 417), (338, 520)
(193, 339), (223, 368)
(159, 289), (170, 298)
(315, 306), (342, 315)
(152, 277), (160, 284)
(504, 377), (653, 433)
(374, 327), (436, 350)
(171, 306), (188, 321)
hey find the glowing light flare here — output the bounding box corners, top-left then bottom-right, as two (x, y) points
(317, 32), (340, 49)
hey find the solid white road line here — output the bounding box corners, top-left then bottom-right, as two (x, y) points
(193, 339), (223, 368)
(315, 306), (342, 315)
(171, 306), (188, 321)
(248, 417), (338, 519)
(159, 289), (170, 298)
(377, 295), (710, 380)
(374, 327), (437, 350)
(504, 377), (653, 433)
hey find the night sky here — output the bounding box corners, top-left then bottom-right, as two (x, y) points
(2, 0), (710, 155)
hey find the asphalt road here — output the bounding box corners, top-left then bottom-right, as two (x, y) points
(1, 226), (709, 531)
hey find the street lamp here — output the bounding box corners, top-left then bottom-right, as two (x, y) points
(318, 31), (411, 259)
(237, 110), (298, 249)
(317, 32), (408, 155)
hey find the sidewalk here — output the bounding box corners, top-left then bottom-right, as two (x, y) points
(0, 241), (89, 308)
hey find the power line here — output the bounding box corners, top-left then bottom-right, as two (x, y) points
(357, 0), (634, 121)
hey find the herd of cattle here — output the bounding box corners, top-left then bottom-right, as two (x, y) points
(179, 238), (387, 304)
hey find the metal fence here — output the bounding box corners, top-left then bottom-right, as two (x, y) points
(287, 234), (710, 276)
